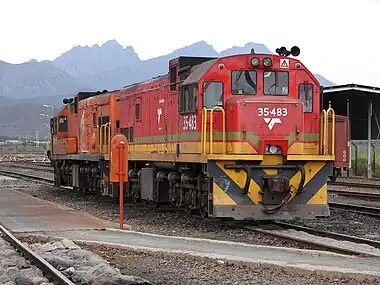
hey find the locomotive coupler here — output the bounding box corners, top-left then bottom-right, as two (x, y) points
(266, 176), (290, 195)
(224, 164), (306, 214)
(224, 164), (305, 195)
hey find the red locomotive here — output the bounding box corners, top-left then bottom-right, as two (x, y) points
(49, 46), (349, 220)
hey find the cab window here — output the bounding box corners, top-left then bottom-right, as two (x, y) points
(231, 70), (257, 95)
(264, 71), (289, 95)
(58, 116), (68, 132)
(298, 83), (313, 113)
(203, 81), (224, 109)
(50, 118), (57, 134)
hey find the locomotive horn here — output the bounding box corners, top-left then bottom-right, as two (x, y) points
(291, 46), (300, 57)
(280, 46), (288, 55)
(63, 98), (69, 104)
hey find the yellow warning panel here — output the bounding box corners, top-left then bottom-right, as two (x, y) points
(280, 58), (289, 68)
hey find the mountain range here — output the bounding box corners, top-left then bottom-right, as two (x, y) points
(0, 40), (335, 138)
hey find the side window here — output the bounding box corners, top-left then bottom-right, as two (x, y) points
(121, 127), (134, 142)
(92, 113), (96, 127)
(179, 84), (198, 113)
(135, 103), (140, 120)
(58, 116), (67, 132)
(298, 83), (314, 113)
(203, 81), (224, 109)
(264, 71), (289, 95)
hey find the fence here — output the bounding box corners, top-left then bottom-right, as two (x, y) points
(350, 140), (380, 178)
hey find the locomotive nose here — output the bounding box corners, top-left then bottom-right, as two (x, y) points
(226, 97), (304, 155)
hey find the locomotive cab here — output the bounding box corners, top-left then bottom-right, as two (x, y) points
(190, 46), (335, 219)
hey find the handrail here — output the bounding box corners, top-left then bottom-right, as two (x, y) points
(99, 124), (104, 153)
(201, 107), (226, 155)
(99, 123), (111, 154)
(210, 106), (226, 154)
(327, 107), (335, 155)
(201, 108), (207, 154)
(320, 108), (335, 155)
(320, 109), (327, 154)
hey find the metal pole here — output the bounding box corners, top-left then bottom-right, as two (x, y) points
(368, 101), (373, 179)
(347, 98), (351, 176)
(119, 141), (125, 230)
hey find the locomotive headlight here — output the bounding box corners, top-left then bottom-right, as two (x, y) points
(269, 145), (279, 154)
(250, 57), (260, 67)
(263, 57), (272, 67)
(266, 144), (283, 154)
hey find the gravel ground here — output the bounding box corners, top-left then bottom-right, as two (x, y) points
(79, 242), (380, 285)
(0, 176), (316, 251)
(18, 234), (380, 285)
(0, 234), (52, 285)
(18, 235), (149, 284)
(3, 165), (380, 246)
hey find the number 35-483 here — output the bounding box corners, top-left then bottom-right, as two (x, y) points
(258, 107), (288, 117)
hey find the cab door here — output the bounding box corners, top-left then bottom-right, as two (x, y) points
(179, 84), (199, 154)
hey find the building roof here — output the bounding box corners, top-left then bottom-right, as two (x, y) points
(322, 83), (380, 94)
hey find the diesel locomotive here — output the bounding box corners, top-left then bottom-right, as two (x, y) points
(49, 46), (343, 220)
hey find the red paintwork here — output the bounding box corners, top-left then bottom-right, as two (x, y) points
(119, 54), (320, 154)
(51, 52), (350, 168)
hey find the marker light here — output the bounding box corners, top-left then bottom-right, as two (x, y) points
(250, 57), (260, 67)
(263, 57), (272, 67)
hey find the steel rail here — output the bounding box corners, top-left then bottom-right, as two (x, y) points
(328, 202), (380, 217)
(328, 189), (380, 200)
(0, 225), (75, 285)
(0, 170), (54, 184)
(273, 221), (380, 249)
(225, 222), (379, 257)
(328, 181), (380, 189)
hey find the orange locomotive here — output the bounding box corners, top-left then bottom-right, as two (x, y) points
(50, 46), (347, 220)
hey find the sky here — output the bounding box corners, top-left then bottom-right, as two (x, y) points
(0, 0), (379, 86)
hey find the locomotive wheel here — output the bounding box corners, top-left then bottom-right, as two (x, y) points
(199, 205), (208, 218)
(329, 168), (338, 182)
(186, 206), (193, 217)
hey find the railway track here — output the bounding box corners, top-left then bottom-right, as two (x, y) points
(237, 221), (380, 257)
(0, 225), (74, 285)
(328, 180), (380, 189)
(328, 189), (380, 200)
(329, 202), (380, 218)
(0, 163), (54, 173)
(3, 166), (380, 257)
(0, 169), (54, 184)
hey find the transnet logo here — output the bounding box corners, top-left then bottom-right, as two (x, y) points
(263, 118), (282, 130)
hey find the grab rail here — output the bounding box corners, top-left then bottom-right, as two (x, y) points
(320, 108), (335, 155)
(99, 122), (111, 154)
(201, 107), (226, 154)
